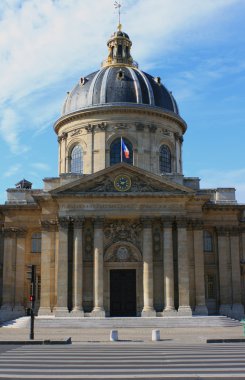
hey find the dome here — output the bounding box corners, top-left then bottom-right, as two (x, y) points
(62, 67), (179, 116)
(62, 27), (179, 116)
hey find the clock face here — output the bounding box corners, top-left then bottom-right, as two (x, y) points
(114, 174), (131, 192)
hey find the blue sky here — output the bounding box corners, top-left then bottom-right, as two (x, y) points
(0, 0), (245, 204)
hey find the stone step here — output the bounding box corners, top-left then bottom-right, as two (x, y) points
(33, 316), (241, 329)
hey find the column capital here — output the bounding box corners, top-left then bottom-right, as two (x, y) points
(176, 218), (188, 228)
(41, 219), (58, 232)
(85, 124), (94, 133)
(3, 227), (18, 238)
(58, 217), (70, 229)
(93, 217), (104, 229)
(141, 217), (153, 228)
(161, 217), (174, 228)
(190, 219), (204, 230)
(229, 227), (240, 236)
(216, 226), (230, 236)
(73, 217), (85, 229)
(16, 228), (27, 238)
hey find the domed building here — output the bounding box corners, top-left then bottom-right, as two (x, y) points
(0, 26), (245, 322)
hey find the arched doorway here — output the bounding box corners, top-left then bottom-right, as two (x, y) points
(104, 242), (143, 317)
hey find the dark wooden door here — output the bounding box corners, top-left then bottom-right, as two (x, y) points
(110, 269), (136, 317)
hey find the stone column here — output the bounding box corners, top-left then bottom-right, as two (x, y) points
(55, 217), (70, 316)
(162, 219), (176, 315)
(1, 229), (16, 312)
(85, 125), (94, 174)
(92, 218), (105, 317)
(39, 220), (57, 316)
(71, 218), (84, 316)
(193, 222), (208, 315)
(177, 219), (192, 315)
(217, 228), (232, 315)
(13, 229), (26, 314)
(230, 228), (244, 319)
(141, 218), (156, 317)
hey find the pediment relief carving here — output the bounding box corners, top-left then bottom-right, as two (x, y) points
(104, 220), (142, 250)
(69, 174), (183, 194)
(104, 241), (142, 263)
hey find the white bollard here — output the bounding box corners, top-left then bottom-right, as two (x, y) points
(152, 329), (160, 341)
(110, 330), (118, 341)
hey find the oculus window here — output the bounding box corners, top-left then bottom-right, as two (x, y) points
(70, 145), (83, 173)
(159, 145), (171, 173)
(110, 138), (133, 166)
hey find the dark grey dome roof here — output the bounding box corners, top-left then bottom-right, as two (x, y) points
(62, 66), (179, 116)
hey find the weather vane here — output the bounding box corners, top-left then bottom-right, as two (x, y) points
(114, 1), (122, 31)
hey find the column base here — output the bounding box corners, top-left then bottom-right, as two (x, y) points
(163, 307), (177, 316)
(141, 308), (156, 317)
(219, 304), (231, 316)
(231, 303), (244, 320)
(194, 305), (208, 316)
(177, 306), (192, 316)
(91, 308), (105, 318)
(71, 308), (84, 317)
(54, 307), (70, 317)
(38, 307), (53, 316)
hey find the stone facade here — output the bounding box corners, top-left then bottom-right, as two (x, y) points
(0, 26), (245, 322)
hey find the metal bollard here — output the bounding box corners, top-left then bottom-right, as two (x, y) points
(110, 330), (118, 341)
(152, 329), (160, 341)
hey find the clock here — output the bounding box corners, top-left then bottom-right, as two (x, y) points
(114, 174), (131, 192)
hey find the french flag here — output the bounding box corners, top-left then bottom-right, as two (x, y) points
(122, 138), (130, 159)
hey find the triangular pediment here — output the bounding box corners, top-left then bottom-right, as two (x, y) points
(51, 163), (194, 196)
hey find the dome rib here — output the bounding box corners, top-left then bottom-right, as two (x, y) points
(127, 67), (142, 104)
(136, 69), (155, 106)
(100, 67), (112, 104)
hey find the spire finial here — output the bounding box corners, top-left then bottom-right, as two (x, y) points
(114, 1), (122, 31)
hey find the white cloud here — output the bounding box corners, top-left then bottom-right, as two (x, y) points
(31, 162), (50, 171)
(0, 108), (29, 154)
(3, 163), (22, 178)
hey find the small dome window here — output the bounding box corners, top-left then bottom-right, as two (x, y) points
(70, 145), (83, 173)
(159, 145), (171, 173)
(117, 70), (124, 80)
(154, 77), (161, 85)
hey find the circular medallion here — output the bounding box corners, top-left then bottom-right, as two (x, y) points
(117, 246), (129, 260)
(114, 174), (131, 192)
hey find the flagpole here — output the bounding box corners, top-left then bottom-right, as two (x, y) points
(121, 136), (122, 162)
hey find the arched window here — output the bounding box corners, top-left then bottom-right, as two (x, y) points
(203, 230), (213, 252)
(159, 145), (171, 173)
(31, 233), (41, 253)
(110, 138), (133, 166)
(70, 145), (83, 173)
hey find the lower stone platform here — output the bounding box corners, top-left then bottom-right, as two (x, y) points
(33, 315), (241, 329)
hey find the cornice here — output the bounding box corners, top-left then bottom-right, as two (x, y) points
(54, 104), (187, 135)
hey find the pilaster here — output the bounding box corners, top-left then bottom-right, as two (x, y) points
(141, 218), (156, 317)
(177, 219), (192, 316)
(192, 221), (208, 315)
(162, 218), (176, 315)
(39, 220), (57, 316)
(92, 218), (105, 317)
(217, 227), (232, 316)
(71, 217), (84, 316)
(55, 217), (70, 317)
(230, 228), (244, 319)
(13, 229), (27, 314)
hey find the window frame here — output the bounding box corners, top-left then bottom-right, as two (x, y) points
(70, 144), (83, 174)
(31, 232), (41, 254)
(159, 144), (171, 173)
